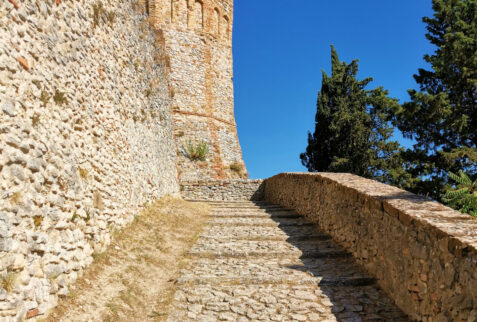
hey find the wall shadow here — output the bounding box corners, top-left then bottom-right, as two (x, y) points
(257, 202), (409, 321)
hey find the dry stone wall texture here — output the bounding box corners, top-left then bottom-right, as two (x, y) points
(0, 1), (179, 320)
(264, 173), (477, 321)
(181, 179), (264, 201)
(150, 0), (247, 181)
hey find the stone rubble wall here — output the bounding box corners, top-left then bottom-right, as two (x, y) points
(0, 0), (179, 320)
(181, 179), (264, 201)
(152, 0), (247, 181)
(264, 173), (477, 321)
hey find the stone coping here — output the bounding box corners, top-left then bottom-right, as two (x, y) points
(181, 179), (264, 185)
(270, 173), (477, 255)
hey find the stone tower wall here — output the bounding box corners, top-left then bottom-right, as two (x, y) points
(149, 0), (247, 181)
(0, 1), (179, 319)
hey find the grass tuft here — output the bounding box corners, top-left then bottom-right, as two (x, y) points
(186, 140), (209, 161)
(229, 162), (243, 174)
(1, 273), (16, 292)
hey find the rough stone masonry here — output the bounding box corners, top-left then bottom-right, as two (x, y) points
(5, 0), (475, 321)
(147, 0), (247, 181)
(0, 1), (180, 320)
(0, 0), (248, 319)
(264, 173), (477, 321)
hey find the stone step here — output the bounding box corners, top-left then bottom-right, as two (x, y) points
(168, 283), (407, 322)
(208, 217), (314, 227)
(212, 208), (297, 213)
(177, 257), (375, 287)
(202, 201), (270, 205)
(202, 225), (327, 241)
(199, 234), (331, 242)
(211, 212), (301, 219)
(168, 201), (408, 322)
(211, 204), (285, 208)
(188, 238), (349, 259)
(212, 207), (290, 212)
(177, 276), (376, 287)
(188, 250), (351, 259)
(209, 203), (287, 209)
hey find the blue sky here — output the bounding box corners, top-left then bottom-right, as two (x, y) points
(232, 1), (435, 179)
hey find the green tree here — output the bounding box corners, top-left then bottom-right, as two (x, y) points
(442, 170), (477, 216)
(390, 0), (477, 199)
(300, 46), (408, 185)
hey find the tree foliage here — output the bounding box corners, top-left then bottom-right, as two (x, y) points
(442, 170), (477, 216)
(300, 46), (407, 185)
(390, 0), (477, 199)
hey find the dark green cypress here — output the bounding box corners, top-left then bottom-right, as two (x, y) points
(301, 46), (407, 185)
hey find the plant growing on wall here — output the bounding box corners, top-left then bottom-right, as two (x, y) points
(1, 272), (16, 292)
(229, 162), (243, 174)
(53, 90), (67, 105)
(186, 140), (209, 161)
(442, 170), (476, 217)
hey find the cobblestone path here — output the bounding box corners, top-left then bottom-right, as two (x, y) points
(167, 201), (407, 321)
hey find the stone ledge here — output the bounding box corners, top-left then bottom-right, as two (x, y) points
(183, 179), (264, 185)
(263, 172), (477, 321)
(310, 173), (477, 255)
(181, 179), (264, 201)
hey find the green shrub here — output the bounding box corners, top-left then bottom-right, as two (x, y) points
(442, 170), (476, 217)
(186, 140), (209, 161)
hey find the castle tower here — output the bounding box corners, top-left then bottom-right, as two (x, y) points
(149, 0), (246, 181)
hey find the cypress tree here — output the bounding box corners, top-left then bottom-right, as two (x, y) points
(301, 46), (407, 185)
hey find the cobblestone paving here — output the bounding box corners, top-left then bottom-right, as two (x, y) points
(167, 201), (408, 321)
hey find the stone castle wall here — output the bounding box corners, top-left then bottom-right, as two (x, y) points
(0, 0), (179, 319)
(264, 173), (477, 321)
(148, 0), (247, 181)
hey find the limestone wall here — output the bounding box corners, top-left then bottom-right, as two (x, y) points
(264, 173), (477, 321)
(181, 179), (264, 201)
(152, 0), (247, 181)
(0, 1), (178, 319)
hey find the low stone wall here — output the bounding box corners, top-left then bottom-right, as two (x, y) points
(181, 179), (264, 201)
(264, 173), (477, 321)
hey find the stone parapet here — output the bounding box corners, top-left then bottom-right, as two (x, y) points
(264, 173), (477, 321)
(182, 179), (264, 201)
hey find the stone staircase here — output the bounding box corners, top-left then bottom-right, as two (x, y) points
(167, 201), (408, 321)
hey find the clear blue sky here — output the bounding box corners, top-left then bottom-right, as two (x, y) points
(233, 1), (435, 179)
